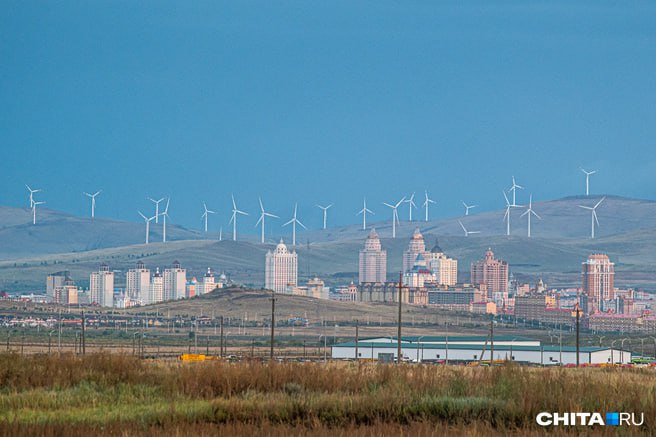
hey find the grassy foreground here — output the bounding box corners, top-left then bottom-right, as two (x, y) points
(0, 353), (653, 436)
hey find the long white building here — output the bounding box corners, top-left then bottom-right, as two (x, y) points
(331, 336), (631, 365)
(265, 240), (298, 293)
(90, 263), (114, 307)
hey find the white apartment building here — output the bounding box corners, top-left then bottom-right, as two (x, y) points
(148, 268), (163, 304)
(427, 240), (458, 286)
(359, 228), (387, 284)
(90, 263), (114, 307)
(126, 261), (150, 302)
(265, 240), (298, 293)
(164, 261), (186, 300)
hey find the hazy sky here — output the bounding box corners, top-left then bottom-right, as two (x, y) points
(2, 1), (655, 232)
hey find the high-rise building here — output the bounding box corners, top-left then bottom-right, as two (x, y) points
(582, 254), (615, 314)
(164, 261), (186, 301)
(403, 254), (435, 288)
(471, 249), (509, 305)
(265, 240), (298, 293)
(402, 228), (429, 274)
(359, 228), (387, 284)
(426, 239), (458, 286)
(148, 267), (163, 305)
(90, 263), (114, 307)
(126, 261), (150, 302)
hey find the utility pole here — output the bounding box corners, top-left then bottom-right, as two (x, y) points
(397, 272), (402, 364)
(220, 316), (224, 358)
(81, 310), (86, 355)
(575, 304), (580, 367)
(270, 289), (275, 361)
(490, 317), (494, 363)
(355, 319), (359, 361)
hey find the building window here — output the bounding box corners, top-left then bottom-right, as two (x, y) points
(473, 355), (477, 360)
(436, 354), (440, 358)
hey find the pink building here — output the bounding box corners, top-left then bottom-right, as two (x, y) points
(359, 228), (387, 284)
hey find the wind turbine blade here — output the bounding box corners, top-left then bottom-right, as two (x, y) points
(366, 208), (374, 214)
(231, 194), (237, 210)
(578, 205), (593, 210)
(395, 196), (406, 207)
(283, 219), (294, 227)
(138, 211), (147, 220)
(532, 211), (542, 220)
(470, 231), (481, 234)
(259, 197), (264, 211)
(237, 210), (248, 216)
(255, 215), (263, 226)
(297, 219), (307, 229)
(229, 214), (235, 224)
(594, 197), (606, 209)
(593, 211), (600, 226)
(520, 209), (529, 218)
(458, 220), (467, 233)
(383, 202), (394, 208)
(502, 191), (510, 205)
(265, 213), (279, 218)
(503, 208), (509, 221)
(327, 204), (333, 209)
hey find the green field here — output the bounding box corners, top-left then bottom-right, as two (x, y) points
(0, 353), (653, 436)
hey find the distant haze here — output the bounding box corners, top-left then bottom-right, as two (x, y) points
(2, 2), (656, 233)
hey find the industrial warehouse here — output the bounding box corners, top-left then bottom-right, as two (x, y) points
(331, 336), (632, 365)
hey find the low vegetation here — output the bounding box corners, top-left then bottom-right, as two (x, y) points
(0, 353), (653, 435)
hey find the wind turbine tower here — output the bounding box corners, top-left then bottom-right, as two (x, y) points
(507, 176), (524, 207)
(161, 198), (170, 243)
(382, 196), (405, 238)
(229, 194), (248, 241)
(580, 168), (597, 196)
(148, 197), (165, 224)
(256, 197), (279, 243)
(316, 204), (333, 230)
(138, 211), (156, 244)
(83, 190), (102, 218)
(502, 191), (512, 237)
(283, 203), (306, 246)
(32, 201), (45, 225)
(201, 202), (215, 233)
(578, 197), (605, 239)
(423, 190), (436, 222)
(357, 198), (374, 230)
(520, 194), (541, 238)
(405, 193), (417, 221)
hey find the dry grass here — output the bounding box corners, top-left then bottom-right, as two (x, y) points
(0, 353), (653, 435)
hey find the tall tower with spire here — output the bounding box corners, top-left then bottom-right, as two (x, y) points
(359, 228), (387, 284)
(265, 239), (298, 293)
(402, 228), (429, 274)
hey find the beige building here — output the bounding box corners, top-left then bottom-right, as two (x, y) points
(148, 268), (163, 305)
(582, 254), (615, 314)
(198, 268), (218, 295)
(402, 228), (429, 274)
(471, 249), (509, 305)
(265, 240), (298, 293)
(359, 228), (387, 284)
(307, 277), (327, 299)
(90, 263), (114, 307)
(426, 239), (458, 286)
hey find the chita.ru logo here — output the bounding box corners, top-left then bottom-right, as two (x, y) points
(536, 412), (644, 426)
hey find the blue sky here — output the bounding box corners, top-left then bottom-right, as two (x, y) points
(1, 1), (655, 232)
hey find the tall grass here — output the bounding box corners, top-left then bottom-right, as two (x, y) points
(0, 353), (653, 435)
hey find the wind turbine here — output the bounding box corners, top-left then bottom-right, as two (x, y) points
(201, 202), (215, 233)
(148, 197), (165, 224)
(219, 226), (223, 242)
(138, 211), (156, 244)
(382, 196), (405, 238)
(580, 168), (597, 196)
(32, 201), (45, 225)
(316, 204), (333, 230)
(578, 197), (605, 239)
(25, 185), (41, 208)
(507, 176), (524, 207)
(462, 201), (477, 216)
(229, 194), (248, 241)
(83, 190), (102, 218)
(502, 191), (512, 237)
(423, 190), (436, 222)
(520, 194), (541, 238)
(458, 220), (480, 237)
(356, 198), (374, 230)
(256, 197), (279, 243)
(405, 193), (417, 221)
(160, 198), (170, 243)
(283, 203), (306, 246)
